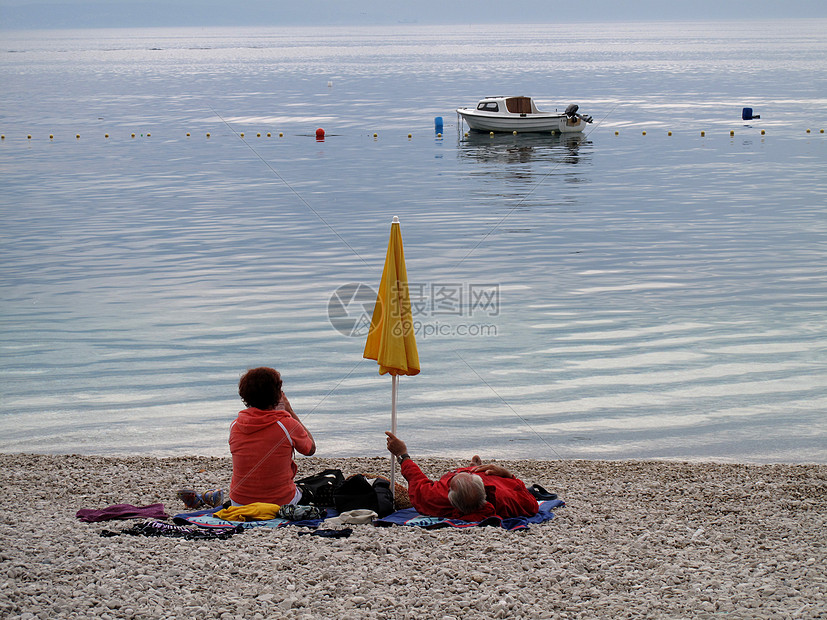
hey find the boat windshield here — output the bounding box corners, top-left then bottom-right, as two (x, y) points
(477, 102), (499, 111)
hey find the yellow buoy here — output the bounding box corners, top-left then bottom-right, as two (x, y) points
(667, 131), (672, 136)
(806, 129), (811, 133)
(642, 131), (646, 135)
(821, 129), (824, 133)
(513, 130), (517, 135)
(28, 134), (32, 139)
(489, 132), (494, 137)
(279, 132), (283, 137)
(437, 133), (442, 138)
(131, 133), (135, 138)
(49, 135), (53, 139)
(761, 129), (766, 135)
(240, 133), (244, 138)
(257, 133), (261, 137)
(701, 131), (705, 137)
(373, 133), (378, 138)
(206, 133), (211, 138)
(408, 133), (412, 138)
(146, 133), (150, 137)
(464, 132), (469, 137)
(1, 135), (4, 140)
(267, 132), (271, 137)
(730, 130), (734, 136)
(76, 134), (80, 139)
(105, 134), (109, 138)
(186, 132), (190, 137)
(614, 131), (619, 135)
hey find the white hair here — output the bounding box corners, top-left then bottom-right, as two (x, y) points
(448, 472), (487, 514)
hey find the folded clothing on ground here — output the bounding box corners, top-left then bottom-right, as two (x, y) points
(76, 503), (169, 523)
(213, 502), (281, 522)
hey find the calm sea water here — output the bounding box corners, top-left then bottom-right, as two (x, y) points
(1, 21), (825, 462)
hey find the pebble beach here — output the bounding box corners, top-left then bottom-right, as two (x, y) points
(1, 453), (825, 619)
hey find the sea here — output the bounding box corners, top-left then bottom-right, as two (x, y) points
(1, 20), (825, 463)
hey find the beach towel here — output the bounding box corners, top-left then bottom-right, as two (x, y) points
(173, 499), (564, 532)
(76, 503), (169, 523)
(374, 499), (564, 531)
(100, 520), (243, 540)
(173, 506), (334, 530)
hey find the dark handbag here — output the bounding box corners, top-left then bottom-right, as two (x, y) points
(295, 469), (344, 507)
(334, 474), (394, 517)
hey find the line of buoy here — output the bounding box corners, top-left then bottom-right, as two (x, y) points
(4, 128), (825, 143)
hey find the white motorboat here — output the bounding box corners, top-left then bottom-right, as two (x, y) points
(456, 96), (593, 133)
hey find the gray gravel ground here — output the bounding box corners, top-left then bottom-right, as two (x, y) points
(1, 453), (825, 619)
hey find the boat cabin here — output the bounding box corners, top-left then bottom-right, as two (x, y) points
(476, 96), (541, 115)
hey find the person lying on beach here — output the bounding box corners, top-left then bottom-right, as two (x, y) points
(385, 431), (538, 521)
(229, 367), (316, 506)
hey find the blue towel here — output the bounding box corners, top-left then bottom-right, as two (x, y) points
(173, 499), (564, 532)
(374, 499), (564, 531)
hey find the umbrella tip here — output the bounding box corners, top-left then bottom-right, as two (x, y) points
(392, 216), (399, 223)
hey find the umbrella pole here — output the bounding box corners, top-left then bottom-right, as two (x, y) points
(390, 374), (398, 498)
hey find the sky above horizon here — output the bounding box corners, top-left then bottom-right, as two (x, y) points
(2, 0), (826, 29)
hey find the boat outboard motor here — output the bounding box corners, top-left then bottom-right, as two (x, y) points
(742, 107), (760, 121)
(565, 103), (593, 124)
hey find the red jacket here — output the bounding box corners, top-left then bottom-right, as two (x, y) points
(229, 407), (314, 506)
(400, 459), (538, 520)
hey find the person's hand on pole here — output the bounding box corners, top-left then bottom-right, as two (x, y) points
(385, 431), (408, 457)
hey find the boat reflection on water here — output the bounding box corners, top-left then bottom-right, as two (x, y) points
(457, 131), (589, 166)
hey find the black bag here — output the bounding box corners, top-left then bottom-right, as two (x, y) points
(295, 469), (344, 507)
(333, 474), (394, 517)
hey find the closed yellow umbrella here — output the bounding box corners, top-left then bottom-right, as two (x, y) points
(363, 216), (420, 377)
(363, 216), (420, 489)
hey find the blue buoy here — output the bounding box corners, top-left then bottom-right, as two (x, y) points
(434, 116), (443, 133)
(742, 107), (760, 121)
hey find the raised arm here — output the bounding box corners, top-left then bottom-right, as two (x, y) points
(281, 392), (316, 456)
